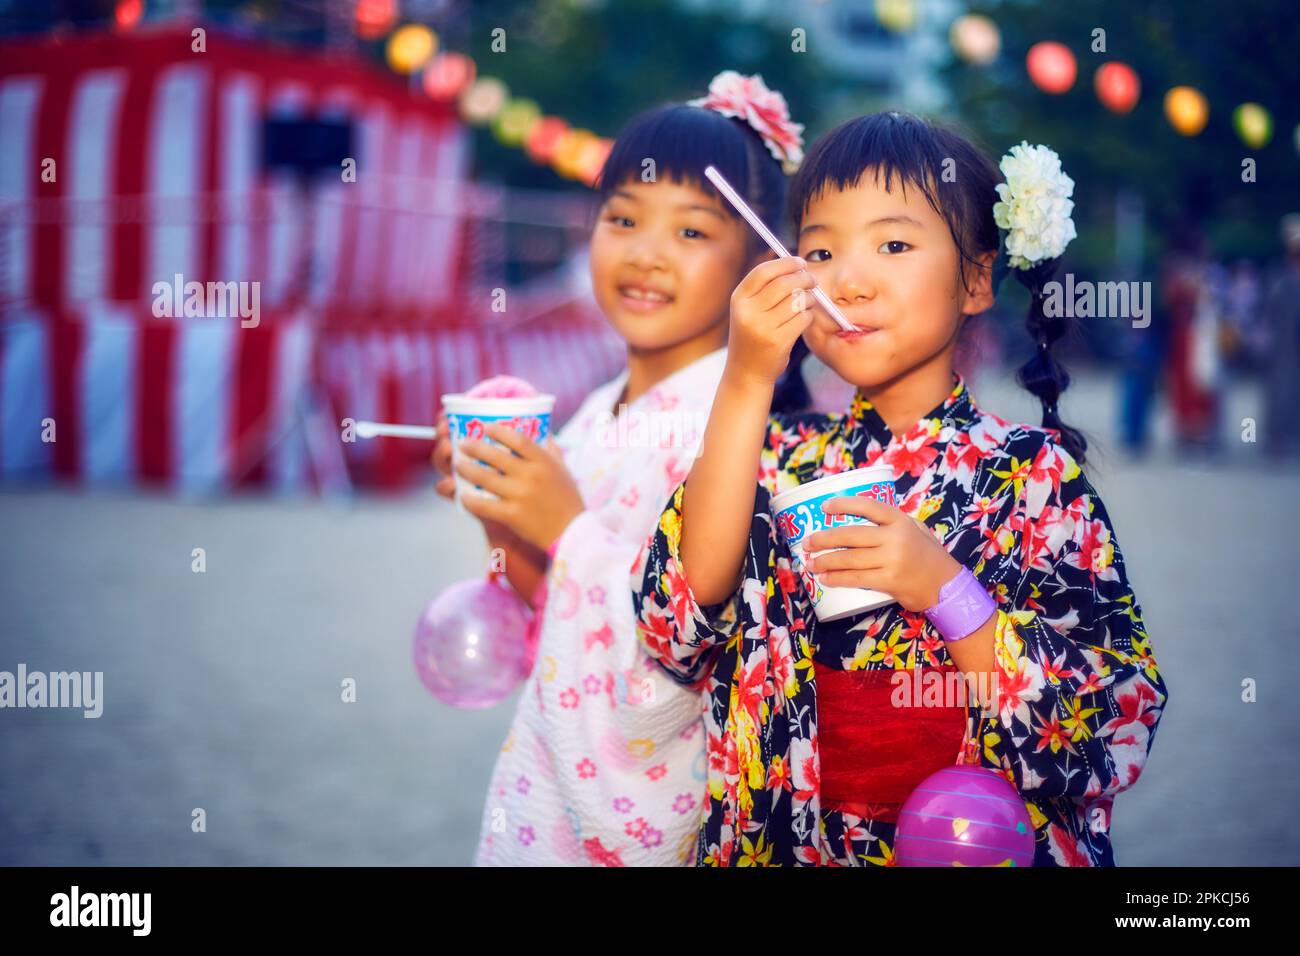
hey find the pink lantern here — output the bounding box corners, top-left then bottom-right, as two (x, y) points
(895, 764), (1036, 866)
(1026, 41), (1077, 95)
(422, 52), (476, 101)
(525, 116), (571, 164)
(412, 575), (535, 709)
(1095, 62), (1140, 114)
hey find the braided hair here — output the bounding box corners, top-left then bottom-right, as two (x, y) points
(1008, 260), (1087, 463)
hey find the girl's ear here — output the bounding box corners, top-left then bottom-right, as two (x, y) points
(961, 250), (999, 316)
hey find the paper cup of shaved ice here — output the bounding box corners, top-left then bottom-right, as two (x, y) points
(442, 376), (556, 502)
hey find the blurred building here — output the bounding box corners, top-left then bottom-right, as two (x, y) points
(678, 0), (964, 112)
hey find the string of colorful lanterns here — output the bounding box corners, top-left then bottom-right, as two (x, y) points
(370, 20), (612, 186)
(362, 12), (1290, 167)
(946, 13), (1289, 153)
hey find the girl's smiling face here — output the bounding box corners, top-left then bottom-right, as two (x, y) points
(590, 178), (754, 352)
(795, 171), (995, 391)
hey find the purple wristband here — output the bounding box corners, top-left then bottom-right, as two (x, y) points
(924, 566), (996, 642)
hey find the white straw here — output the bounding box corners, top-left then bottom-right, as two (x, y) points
(355, 421), (436, 440)
(704, 165), (857, 332)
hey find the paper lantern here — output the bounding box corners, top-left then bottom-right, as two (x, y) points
(875, 0), (915, 33)
(422, 52), (476, 100)
(115, 0), (143, 29)
(355, 0), (397, 40)
(386, 24), (437, 75)
(552, 128), (597, 180)
(1094, 62), (1139, 114)
(525, 116), (571, 164)
(1164, 86), (1209, 136)
(949, 14), (1000, 65)
(576, 138), (615, 188)
(492, 99), (542, 147)
(459, 76), (508, 125)
(1233, 102), (1273, 148)
(1026, 41), (1076, 94)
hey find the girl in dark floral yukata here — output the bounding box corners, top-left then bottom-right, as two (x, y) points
(632, 112), (1167, 866)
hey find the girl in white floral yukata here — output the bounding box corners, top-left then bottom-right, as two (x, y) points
(431, 73), (810, 865)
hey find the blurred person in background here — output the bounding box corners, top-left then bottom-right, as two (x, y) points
(1260, 214), (1300, 460)
(1161, 223), (1222, 456)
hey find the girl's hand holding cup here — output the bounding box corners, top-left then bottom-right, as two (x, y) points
(431, 410), (455, 500)
(454, 422), (585, 553)
(802, 496), (965, 613)
(432, 410), (526, 556)
(725, 256), (817, 391)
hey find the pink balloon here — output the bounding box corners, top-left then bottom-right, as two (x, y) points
(412, 576), (534, 709)
(895, 765), (1035, 867)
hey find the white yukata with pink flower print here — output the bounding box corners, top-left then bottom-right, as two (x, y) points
(474, 347), (727, 866)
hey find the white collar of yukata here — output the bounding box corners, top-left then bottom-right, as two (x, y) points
(846, 373), (979, 445)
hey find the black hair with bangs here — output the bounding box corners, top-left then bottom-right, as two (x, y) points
(597, 104), (786, 243)
(596, 103), (810, 414)
(788, 111), (1087, 463)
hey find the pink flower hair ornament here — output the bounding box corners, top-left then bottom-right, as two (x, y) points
(688, 70), (805, 172)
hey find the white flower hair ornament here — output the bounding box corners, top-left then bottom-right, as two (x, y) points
(989, 141), (1087, 461)
(688, 70), (805, 173)
(990, 142), (1077, 293)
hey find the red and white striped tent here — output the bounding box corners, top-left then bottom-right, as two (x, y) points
(0, 26), (621, 491)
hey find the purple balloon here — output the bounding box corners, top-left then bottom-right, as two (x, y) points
(895, 765), (1035, 867)
(412, 576), (535, 709)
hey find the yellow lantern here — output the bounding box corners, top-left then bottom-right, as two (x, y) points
(1164, 86), (1209, 136)
(386, 24), (437, 75)
(459, 77), (508, 125)
(949, 14), (1000, 65)
(875, 0), (915, 33)
(1233, 103), (1272, 149)
(493, 99), (542, 147)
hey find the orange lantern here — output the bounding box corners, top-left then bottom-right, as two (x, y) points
(422, 52), (476, 100)
(553, 128), (597, 180)
(1026, 41), (1076, 94)
(576, 138), (615, 188)
(1094, 62), (1140, 114)
(1164, 86), (1209, 136)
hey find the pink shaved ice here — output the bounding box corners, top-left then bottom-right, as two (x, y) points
(466, 375), (538, 399)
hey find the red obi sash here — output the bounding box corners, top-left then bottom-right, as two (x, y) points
(817, 665), (969, 823)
